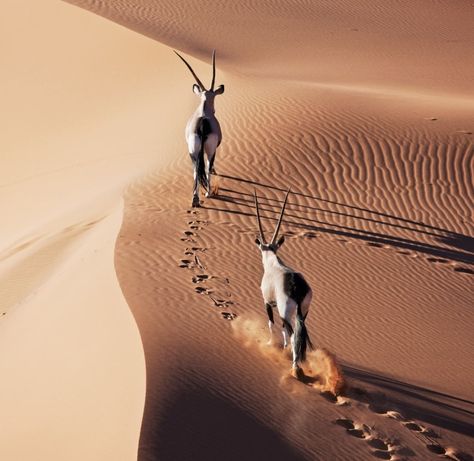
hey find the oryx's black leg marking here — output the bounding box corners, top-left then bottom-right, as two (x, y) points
(189, 154), (200, 207)
(265, 302), (274, 324)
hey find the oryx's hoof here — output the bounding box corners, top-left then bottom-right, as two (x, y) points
(205, 191), (214, 198)
(192, 197), (200, 208)
(210, 167), (217, 175)
(291, 366), (304, 380)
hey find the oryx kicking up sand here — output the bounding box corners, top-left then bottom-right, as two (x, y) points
(254, 188), (314, 378)
(175, 49), (224, 207)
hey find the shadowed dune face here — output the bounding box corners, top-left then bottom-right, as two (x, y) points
(148, 383), (309, 461)
(67, 0), (474, 97)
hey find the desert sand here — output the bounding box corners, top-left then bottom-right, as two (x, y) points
(1, 1), (473, 460)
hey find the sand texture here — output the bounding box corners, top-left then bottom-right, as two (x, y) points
(2, 0), (473, 460)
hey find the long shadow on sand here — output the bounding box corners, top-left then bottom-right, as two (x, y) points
(141, 383), (309, 461)
(343, 365), (474, 438)
(217, 173), (473, 241)
(204, 174), (474, 266)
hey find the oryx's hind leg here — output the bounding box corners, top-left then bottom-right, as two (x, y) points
(204, 134), (219, 197)
(208, 151), (217, 175)
(279, 298), (299, 371)
(280, 317), (293, 350)
(187, 134), (201, 207)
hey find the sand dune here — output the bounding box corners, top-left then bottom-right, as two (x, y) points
(114, 73), (473, 459)
(2, 0), (473, 460)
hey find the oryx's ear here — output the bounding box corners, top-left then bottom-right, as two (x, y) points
(255, 237), (261, 246)
(276, 235), (285, 248)
(214, 84), (225, 95)
(193, 84), (202, 94)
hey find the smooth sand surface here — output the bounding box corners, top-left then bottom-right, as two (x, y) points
(3, 1), (473, 460)
(0, 1), (179, 459)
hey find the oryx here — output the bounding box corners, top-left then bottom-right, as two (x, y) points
(174, 49), (224, 207)
(254, 189), (314, 377)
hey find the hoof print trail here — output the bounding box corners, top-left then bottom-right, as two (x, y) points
(181, 210), (237, 322)
(335, 419), (407, 460)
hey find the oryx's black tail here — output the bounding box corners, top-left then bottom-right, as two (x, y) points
(196, 117), (211, 190)
(294, 307), (314, 363)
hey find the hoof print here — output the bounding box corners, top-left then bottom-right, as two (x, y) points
(348, 428), (366, 439)
(221, 312), (237, 321)
(192, 274), (210, 283)
(403, 421), (423, 432)
(179, 259), (193, 268)
(371, 450), (391, 460)
(335, 418), (355, 430)
(426, 443), (445, 455)
(368, 439), (389, 451)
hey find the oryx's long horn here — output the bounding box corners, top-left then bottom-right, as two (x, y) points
(174, 50), (206, 91)
(271, 188), (291, 244)
(210, 49), (216, 90)
(254, 189), (267, 244)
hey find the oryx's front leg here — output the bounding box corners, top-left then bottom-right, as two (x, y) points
(204, 134), (219, 197)
(265, 302), (275, 345)
(187, 134), (201, 207)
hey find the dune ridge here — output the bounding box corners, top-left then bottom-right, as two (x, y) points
(67, 0), (474, 97)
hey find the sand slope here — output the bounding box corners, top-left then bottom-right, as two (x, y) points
(115, 75), (473, 460)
